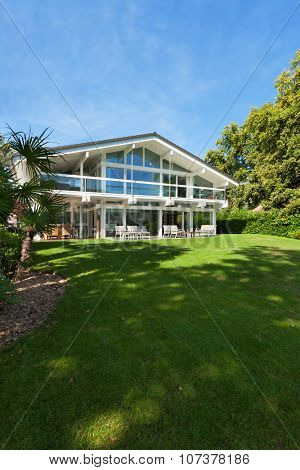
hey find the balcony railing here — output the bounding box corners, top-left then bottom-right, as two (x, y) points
(43, 174), (225, 201)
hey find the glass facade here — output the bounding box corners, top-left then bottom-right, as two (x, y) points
(126, 147), (143, 166)
(106, 167), (124, 193)
(193, 175), (213, 198)
(193, 211), (212, 228)
(86, 178), (102, 192)
(163, 160), (189, 172)
(44, 174), (81, 191)
(126, 209), (158, 235)
(106, 150), (124, 164)
(177, 176), (187, 198)
(163, 174), (176, 197)
(126, 170), (160, 196)
(106, 209), (123, 236)
(163, 211), (183, 228)
(45, 145), (226, 206)
(145, 148), (160, 168)
(56, 210), (71, 224)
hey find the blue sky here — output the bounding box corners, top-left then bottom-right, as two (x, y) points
(0, 0), (299, 156)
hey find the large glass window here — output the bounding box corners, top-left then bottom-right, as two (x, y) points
(106, 167), (124, 194)
(106, 209), (123, 236)
(106, 150), (124, 164)
(145, 148), (160, 168)
(126, 148), (143, 166)
(163, 174), (176, 197)
(56, 211), (71, 225)
(126, 209), (158, 235)
(163, 211), (183, 228)
(193, 211), (212, 229)
(173, 163), (189, 172)
(75, 211), (87, 224)
(177, 176), (186, 198)
(126, 170), (160, 196)
(162, 160), (189, 172)
(193, 175), (213, 198)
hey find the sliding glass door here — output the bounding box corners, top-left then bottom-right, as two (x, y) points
(126, 210), (158, 235)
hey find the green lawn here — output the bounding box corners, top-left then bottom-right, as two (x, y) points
(0, 235), (299, 449)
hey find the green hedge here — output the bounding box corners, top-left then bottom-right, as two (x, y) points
(217, 209), (300, 239)
(0, 225), (22, 277)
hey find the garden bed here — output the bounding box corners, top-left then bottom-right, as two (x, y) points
(0, 271), (66, 349)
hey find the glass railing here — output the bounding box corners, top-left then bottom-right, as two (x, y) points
(43, 174), (82, 191)
(44, 174), (225, 201)
(86, 178), (102, 193)
(193, 188), (224, 200)
(127, 182), (160, 196)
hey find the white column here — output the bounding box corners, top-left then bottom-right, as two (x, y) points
(70, 205), (74, 228)
(102, 164), (106, 193)
(100, 204), (106, 238)
(189, 208), (193, 232)
(122, 207), (127, 227)
(158, 209), (163, 237)
(181, 210), (184, 230)
(80, 159), (84, 192)
(79, 204), (83, 239)
(159, 171), (163, 197)
(212, 209), (217, 234)
(96, 210), (100, 239)
(187, 176), (193, 199)
(88, 211), (92, 237)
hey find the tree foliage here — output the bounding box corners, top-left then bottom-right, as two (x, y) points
(0, 128), (66, 270)
(205, 50), (300, 213)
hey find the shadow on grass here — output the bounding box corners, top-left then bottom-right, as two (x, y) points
(0, 238), (299, 449)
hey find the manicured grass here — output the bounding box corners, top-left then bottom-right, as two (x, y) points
(0, 235), (299, 449)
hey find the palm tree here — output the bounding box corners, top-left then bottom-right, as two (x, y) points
(0, 128), (67, 269)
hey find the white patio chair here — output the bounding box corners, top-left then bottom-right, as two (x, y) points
(127, 226), (139, 240)
(170, 225), (186, 238)
(115, 226), (126, 238)
(140, 226), (150, 239)
(163, 225), (171, 237)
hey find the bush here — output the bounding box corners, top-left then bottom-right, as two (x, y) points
(289, 230), (300, 239)
(217, 208), (300, 238)
(0, 273), (16, 304)
(0, 225), (22, 277)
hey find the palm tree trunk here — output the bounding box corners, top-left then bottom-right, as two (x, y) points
(19, 230), (34, 266)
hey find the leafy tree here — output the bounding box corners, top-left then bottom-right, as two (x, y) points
(0, 129), (66, 269)
(205, 50), (300, 212)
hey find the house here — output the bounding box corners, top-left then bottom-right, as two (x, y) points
(18, 132), (239, 238)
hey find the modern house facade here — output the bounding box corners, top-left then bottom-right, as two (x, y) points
(19, 132), (239, 238)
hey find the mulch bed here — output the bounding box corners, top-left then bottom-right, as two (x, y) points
(0, 271), (67, 350)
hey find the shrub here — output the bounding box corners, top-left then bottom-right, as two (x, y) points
(0, 225), (22, 277)
(217, 208), (300, 238)
(289, 230), (300, 239)
(0, 273), (16, 304)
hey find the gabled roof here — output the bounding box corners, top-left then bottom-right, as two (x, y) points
(51, 132), (239, 186)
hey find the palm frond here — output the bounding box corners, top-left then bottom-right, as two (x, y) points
(8, 127), (59, 178)
(19, 194), (68, 235)
(0, 160), (15, 223)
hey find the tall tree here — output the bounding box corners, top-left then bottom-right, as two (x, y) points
(205, 50), (300, 212)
